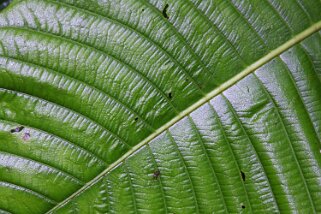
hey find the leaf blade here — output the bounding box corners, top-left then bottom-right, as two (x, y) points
(0, 0), (320, 213)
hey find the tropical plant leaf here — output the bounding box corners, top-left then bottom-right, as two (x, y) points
(0, 0), (320, 213)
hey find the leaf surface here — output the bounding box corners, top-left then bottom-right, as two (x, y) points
(0, 0), (320, 213)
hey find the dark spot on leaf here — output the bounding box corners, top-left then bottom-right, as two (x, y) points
(153, 169), (160, 179)
(10, 126), (24, 133)
(162, 4), (169, 19)
(23, 132), (30, 141)
(241, 205), (246, 209)
(134, 117), (138, 122)
(240, 170), (245, 181)
(141, 8), (145, 12)
(168, 92), (172, 99)
(0, 0), (12, 11)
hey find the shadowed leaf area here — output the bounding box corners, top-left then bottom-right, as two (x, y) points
(0, 0), (320, 213)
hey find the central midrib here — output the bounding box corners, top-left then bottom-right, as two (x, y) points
(47, 20), (321, 213)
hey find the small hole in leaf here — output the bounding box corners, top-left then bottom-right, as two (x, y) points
(141, 8), (145, 12)
(153, 169), (160, 179)
(240, 170), (245, 181)
(162, 4), (169, 19)
(168, 92), (172, 99)
(10, 126), (24, 133)
(241, 205), (246, 209)
(134, 117), (138, 122)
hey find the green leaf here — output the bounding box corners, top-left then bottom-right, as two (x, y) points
(0, 0), (320, 213)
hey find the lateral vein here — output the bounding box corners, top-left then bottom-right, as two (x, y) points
(47, 19), (321, 213)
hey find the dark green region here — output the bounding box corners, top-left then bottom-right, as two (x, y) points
(0, 0), (12, 11)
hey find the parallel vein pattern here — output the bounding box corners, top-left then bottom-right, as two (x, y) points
(53, 37), (321, 213)
(0, 0), (320, 213)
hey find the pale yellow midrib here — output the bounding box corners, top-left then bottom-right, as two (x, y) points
(47, 20), (321, 213)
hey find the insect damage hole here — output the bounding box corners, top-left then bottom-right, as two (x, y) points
(240, 170), (245, 181)
(168, 92), (173, 99)
(153, 169), (160, 179)
(241, 205), (246, 209)
(162, 3), (169, 19)
(10, 126), (24, 133)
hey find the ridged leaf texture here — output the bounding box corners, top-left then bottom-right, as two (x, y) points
(0, 0), (320, 213)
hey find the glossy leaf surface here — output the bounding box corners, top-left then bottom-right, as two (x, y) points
(0, 0), (320, 213)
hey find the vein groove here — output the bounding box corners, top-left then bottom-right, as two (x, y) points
(253, 74), (317, 213)
(279, 58), (321, 145)
(0, 118), (108, 166)
(221, 94), (281, 212)
(0, 28), (164, 132)
(124, 163), (139, 214)
(0, 150), (84, 185)
(46, 0), (206, 94)
(146, 145), (169, 214)
(0, 54), (156, 132)
(0, 88), (131, 156)
(166, 130), (200, 213)
(0, 25), (179, 115)
(46, 16), (321, 214)
(187, 116), (229, 213)
(186, 0), (248, 65)
(0, 181), (58, 205)
(208, 103), (253, 213)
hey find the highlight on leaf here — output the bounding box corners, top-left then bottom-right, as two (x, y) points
(0, 0), (320, 213)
